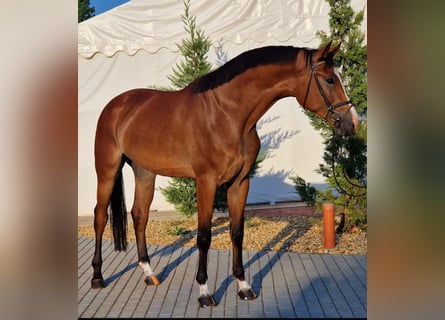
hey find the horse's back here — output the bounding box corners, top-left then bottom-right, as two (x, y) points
(96, 88), (161, 138)
(98, 88), (157, 120)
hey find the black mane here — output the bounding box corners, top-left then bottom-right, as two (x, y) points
(191, 46), (308, 93)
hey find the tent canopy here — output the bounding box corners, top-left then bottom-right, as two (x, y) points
(79, 0), (367, 58)
(78, 0), (366, 215)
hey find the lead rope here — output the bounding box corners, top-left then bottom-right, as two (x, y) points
(331, 129), (367, 197)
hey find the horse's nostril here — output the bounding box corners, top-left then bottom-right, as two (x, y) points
(350, 107), (359, 133)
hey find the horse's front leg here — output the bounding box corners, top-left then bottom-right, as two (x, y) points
(227, 178), (257, 300)
(195, 177), (218, 308)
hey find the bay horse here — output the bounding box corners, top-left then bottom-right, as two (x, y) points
(91, 42), (358, 307)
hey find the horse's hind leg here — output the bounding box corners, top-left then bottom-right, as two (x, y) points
(91, 154), (122, 288)
(227, 177), (256, 300)
(131, 164), (159, 285)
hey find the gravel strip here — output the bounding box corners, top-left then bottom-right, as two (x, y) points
(78, 215), (367, 256)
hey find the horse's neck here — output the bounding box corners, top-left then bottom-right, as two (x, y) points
(214, 63), (299, 130)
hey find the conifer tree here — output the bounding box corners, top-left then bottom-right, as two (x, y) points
(292, 0), (367, 231)
(78, 0), (95, 23)
(167, 1), (212, 89)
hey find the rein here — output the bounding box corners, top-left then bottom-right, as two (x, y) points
(330, 129), (367, 197)
(302, 59), (352, 128)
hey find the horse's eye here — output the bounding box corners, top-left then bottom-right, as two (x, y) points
(326, 77), (335, 85)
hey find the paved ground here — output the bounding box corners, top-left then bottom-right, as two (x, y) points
(78, 236), (367, 318)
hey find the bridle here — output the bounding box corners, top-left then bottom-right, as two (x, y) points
(302, 55), (366, 197)
(302, 58), (352, 128)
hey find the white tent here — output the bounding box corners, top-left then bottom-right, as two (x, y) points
(78, 0), (366, 216)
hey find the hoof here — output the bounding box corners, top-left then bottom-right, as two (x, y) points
(198, 294), (217, 308)
(144, 275), (160, 286)
(238, 288), (256, 300)
(91, 278), (105, 289)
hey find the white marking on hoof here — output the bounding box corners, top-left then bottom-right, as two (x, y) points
(139, 261), (154, 277)
(199, 283), (210, 296)
(237, 279), (252, 291)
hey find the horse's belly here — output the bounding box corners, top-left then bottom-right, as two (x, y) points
(153, 166), (194, 178)
(128, 151), (194, 178)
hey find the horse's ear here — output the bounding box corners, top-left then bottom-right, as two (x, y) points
(322, 40), (333, 56)
(315, 41), (341, 62)
(327, 42), (341, 59)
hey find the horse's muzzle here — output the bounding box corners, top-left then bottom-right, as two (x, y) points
(335, 106), (359, 136)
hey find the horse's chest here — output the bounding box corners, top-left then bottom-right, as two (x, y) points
(219, 157), (244, 184)
(217, 135), (259, 184)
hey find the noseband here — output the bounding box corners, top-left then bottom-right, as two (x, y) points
(302, 59), (352, 127)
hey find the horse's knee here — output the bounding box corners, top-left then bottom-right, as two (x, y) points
(131, 209), (148, 232)
(93, 206), (108, 228)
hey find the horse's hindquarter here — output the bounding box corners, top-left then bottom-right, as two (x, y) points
(113, 89), (194, 177)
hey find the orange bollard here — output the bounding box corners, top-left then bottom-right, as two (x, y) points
(322, 203), (335, 249)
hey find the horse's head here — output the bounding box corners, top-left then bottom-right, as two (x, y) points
(297, 42), (358, 136)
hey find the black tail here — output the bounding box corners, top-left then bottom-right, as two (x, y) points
(109, 159), (128, 251)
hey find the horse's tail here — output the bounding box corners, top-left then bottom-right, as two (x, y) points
(109, 158), (128, 251)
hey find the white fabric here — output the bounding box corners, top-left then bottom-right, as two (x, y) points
(78, 0), (367, 215)
(79, 0), (366, 59)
